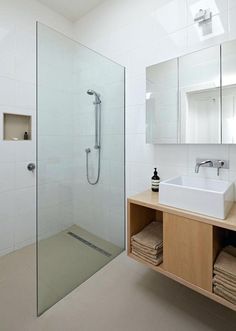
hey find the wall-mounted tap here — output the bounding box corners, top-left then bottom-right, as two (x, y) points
(195, 160), (213, 173)
(195, 159), (229, 176)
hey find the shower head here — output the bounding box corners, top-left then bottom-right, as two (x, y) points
(87, 89), (101, 103)
(87, 89), (95, 95)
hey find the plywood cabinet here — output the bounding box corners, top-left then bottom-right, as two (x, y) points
(127, 190), (236, 312)
(163, 213), (213, 291)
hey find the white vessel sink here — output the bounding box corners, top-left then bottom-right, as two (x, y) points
(159, 176), (234, 219)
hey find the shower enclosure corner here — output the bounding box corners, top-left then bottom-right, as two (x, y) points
(36, 22), (125, 315)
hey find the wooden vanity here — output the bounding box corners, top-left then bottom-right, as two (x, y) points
(127, 190), (236, 311)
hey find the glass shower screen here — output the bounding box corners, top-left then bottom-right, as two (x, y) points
(36, 23), (125, 315)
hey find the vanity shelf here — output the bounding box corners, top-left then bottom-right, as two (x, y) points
(127, 190), (236, 312)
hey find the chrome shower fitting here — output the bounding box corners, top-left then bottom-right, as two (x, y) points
(87, 89), (101, 105)
(194, 8), (212, 24)
(85, 90), (101, 185)
(27, 163), (36, 172)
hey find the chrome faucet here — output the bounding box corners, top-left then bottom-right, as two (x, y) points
(195, 160), (213, 173)
(195, 158), (229, 176)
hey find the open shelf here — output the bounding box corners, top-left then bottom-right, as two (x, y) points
(213, 226), (236, 262)
(3, 113), (31, 141)
(127, 202), (163, 256)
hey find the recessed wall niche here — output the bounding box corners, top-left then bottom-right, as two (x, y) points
(3, 113), (32, 141)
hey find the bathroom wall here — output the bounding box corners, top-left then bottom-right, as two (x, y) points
(73, 0), (236, 198)
(37, 23), (75, 240)
(72, 45), (125, 246)
(0, 0), (73, 256)
(2, 0), (236, 256)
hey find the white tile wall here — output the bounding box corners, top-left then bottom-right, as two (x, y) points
(0, 0), (74, 256)
(72, 44), (125, 247)
(2, 0), (236, 256)
(74, 0), (236, 197)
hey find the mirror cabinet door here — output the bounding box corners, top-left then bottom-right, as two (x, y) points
(146, 59), (178, 144)
(222, 40), (236, 144)
(179, 45), (221, 144)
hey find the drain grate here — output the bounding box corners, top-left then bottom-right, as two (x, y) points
(67, 231), (112, 258)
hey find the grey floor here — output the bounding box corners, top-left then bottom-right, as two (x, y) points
(38, 224), (123, 314)
(0, 245), (236, 330)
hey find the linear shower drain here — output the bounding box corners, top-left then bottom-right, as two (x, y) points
(67, 231), (112, 258)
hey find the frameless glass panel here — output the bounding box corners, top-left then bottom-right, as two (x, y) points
(37, 23), (125, 315)
(222, 40), (236, 144)
(146, 59), (178, 143)
(179, 45), (221, 144)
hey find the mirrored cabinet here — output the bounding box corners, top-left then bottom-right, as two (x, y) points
(146, 40), (236, 144)
(146, 59), (178, 143)
(222, 41), (236, 144)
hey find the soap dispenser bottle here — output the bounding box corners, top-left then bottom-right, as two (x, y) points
(24, 132), (29, 140)
(151, 168), (160, 192)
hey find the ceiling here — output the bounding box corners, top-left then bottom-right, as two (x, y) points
(38, 0), (106, 21)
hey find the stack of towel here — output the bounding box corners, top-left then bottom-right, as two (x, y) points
(131, 221), (163, 266)
(213, 246), (236, 305)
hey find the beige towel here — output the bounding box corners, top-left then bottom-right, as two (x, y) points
(214, 285), (236, 305)
(214, 270), (236, 286)
(213, 273), (236, 288)
(224, 245), (236, 257)
(131, 222), (163, 250)
(132, 246), (162, 260)
(131, 239), (163, 255)
(132, 248), (163, 261)
(214, 269), (236, 284)
(132, 247), (162, 259)
(131, 242), (163, 257)
(213, 276), (236, 295)
(214, 246), (236, 280)
(132, 250), (163, 266)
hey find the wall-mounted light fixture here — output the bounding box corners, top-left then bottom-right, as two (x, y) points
(194, 8), (212, 25)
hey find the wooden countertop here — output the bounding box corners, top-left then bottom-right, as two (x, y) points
(128, 190), (236, 232)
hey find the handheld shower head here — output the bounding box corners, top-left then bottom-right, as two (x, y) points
(87, 89), (95, 95)
(87, 89), (101, 104)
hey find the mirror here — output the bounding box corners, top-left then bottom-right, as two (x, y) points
(222, 40), (236, 144)
(146, 59), (178, 143)
(146, 41), (236, 144)
(179, 45), (220, 144)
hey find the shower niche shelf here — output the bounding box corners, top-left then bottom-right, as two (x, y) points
(3, 113), (31, 141)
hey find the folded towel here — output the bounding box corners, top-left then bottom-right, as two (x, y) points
(132, 246), (162, 260)
(213, 276), (236, 295)
(224, 245), (236, 257)
(131, 222), (163, 250)
(214, 269), (236, 283)
(214, 271), (236, 286)
(131, 239), (163, 254)
(132, 250), (163, 266)
(132, 248), (162, 263)
(131, 241), (163, 257)
(214, 246), (236, 280)
(214, 285), (236, 305)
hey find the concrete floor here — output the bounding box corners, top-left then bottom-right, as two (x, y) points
(0, 246), (236, 331)
(37, 225), (122, 314)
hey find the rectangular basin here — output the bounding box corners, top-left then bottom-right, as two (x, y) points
(159, 176), (234, 219)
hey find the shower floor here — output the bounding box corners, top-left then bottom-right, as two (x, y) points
(38, 224), (123, 314)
